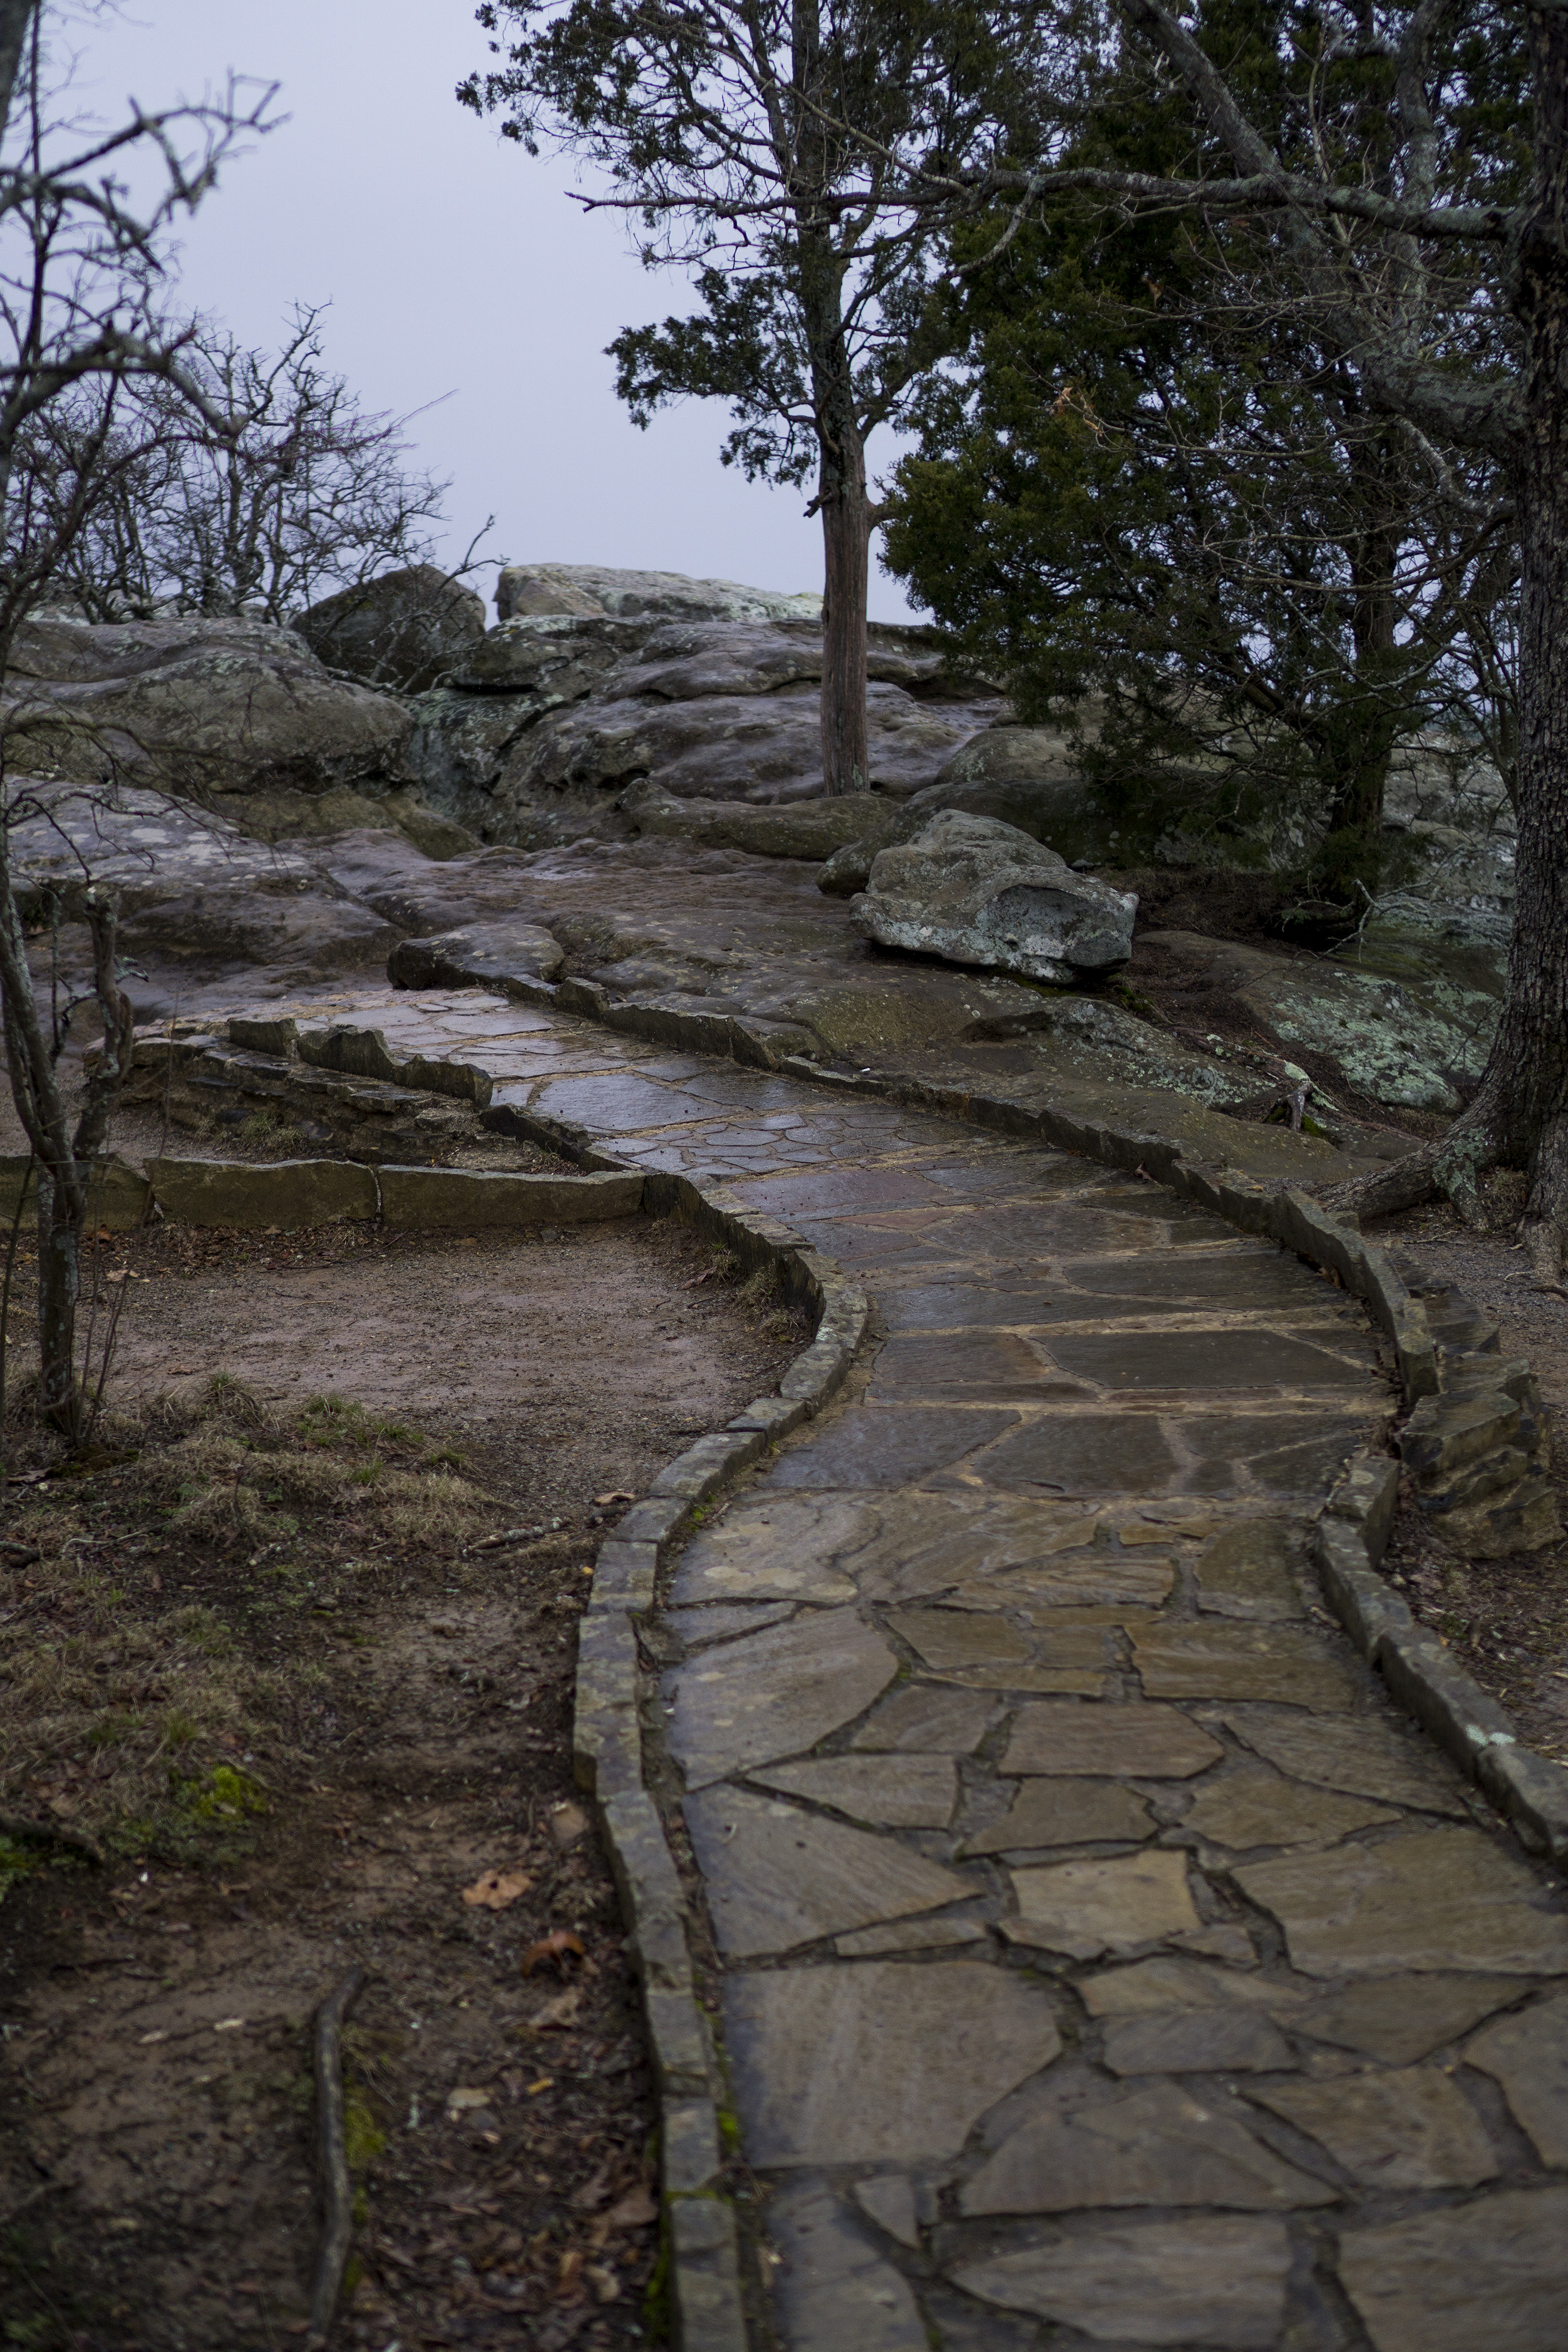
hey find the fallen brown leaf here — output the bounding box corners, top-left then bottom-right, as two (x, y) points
(462, 1866), (533, 1912)
(522, 1986), (584, 2033)
(592, 1490), (636, 1506)
(602, 2184), (659, 2232)
(557, 2248), (584, 2300)
(522, 1927), (586, 1977)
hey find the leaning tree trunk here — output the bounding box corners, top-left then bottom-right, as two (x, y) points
(1324, 6), (1568, 1279)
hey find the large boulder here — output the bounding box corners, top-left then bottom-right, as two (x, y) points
(3, 617), (413, 809)
(296, 565), (487, 693)
(495, 562), (822, 626)
(852, 812), (1137, 984)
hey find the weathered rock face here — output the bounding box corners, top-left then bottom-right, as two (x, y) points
(295, 565), (486, 693)
(3, 617), (414, 812)
(494, 561), (822, 625)
(852, 813), (1138, 984)
(400, 592), (1002, 842)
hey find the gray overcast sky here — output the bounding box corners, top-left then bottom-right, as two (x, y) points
(81, 0), (921, 621)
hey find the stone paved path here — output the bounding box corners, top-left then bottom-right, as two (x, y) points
(269, 985), (1568, 2351)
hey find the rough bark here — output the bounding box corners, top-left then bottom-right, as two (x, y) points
(817, 408), (872, 795)
(1325, 7), (1568, 1280)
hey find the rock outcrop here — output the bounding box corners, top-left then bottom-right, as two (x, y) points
(852, 813), (1138, 984)
(296, 564), (487, 693)
(494, 561), (822, 625)
(3, 617), (416, 831)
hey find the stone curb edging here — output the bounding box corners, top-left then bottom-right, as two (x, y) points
(1316, 1455), (1568, 1867)
(562, 1159), (868, 2352)
(0, 1152), (644, 1233)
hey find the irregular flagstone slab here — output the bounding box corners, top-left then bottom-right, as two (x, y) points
(1336, 2187), (1568, 2352)
(1131, 1621), (1358, 1708)
(1100, 2006), (1296, 2075)
(1222, 1708), (1471, 1815)
(726, 1961), (1061, 2165)
(970, 1413), (1180, 1496)
(952, 1553), (1177, 1614)
(1002, 1701), (1224, 1780)
(749, 1754), (959, 1829)
(768, 2181), (929, 2352)
(1463, 1992), (1568, 2164)
(962, 1779), (1154, 1854)
(1078, 1956), (1300, 2018)
(1236, 1827), (1568, 1979)
(1193, 1522), (1302, 1619)
(962, 2078), (1335, 2214)
(889, 1606), (1111, 1693)
(1041, 1325), (1381, 1392)
(1006, 1852), (1202, 1959)
(768, 1405), (1022, 1487)
(951, 2214), (1291, 2349)
(1292, 1973), (1523, 2065)
(820, 1490), (1105, 1605)
(836, 1917), (989, 1956)
(851, 2175), (921, 2249)
(1252, 2067), (1499, 2189)
(1180, 1771), (1398, 1852)
(1181, 1411), (1376, 1499)
(670, 1494), (865, 1604)
(684, 1786), (970, 1956)
(665, 1607), (898, 1788)
(667, 1602), (795, 1648)
(850, 1685), (999, 1753)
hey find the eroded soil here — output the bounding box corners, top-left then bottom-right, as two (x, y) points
(0, 1214), (805, 2351)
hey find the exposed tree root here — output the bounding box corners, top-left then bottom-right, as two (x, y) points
(304, 1964), (366, 2351)
(0, 1810), (103, 1865)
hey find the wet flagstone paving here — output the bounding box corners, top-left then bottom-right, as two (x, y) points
(266, 987), (1568, 2350)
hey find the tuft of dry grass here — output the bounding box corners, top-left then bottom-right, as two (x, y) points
(0, 1376), (497, 1875)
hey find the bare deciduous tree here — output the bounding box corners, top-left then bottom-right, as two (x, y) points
(0, 0), (272, 1433)
(21, 304), (465, 625)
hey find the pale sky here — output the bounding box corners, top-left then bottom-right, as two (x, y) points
(79, 0), (921, 621)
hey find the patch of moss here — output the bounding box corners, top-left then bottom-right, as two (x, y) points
(175, 1763), (269, 1824)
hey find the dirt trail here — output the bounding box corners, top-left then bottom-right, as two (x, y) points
(0, 1215), (802, 2352)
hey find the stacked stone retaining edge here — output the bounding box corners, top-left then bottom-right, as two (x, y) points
(569, 1166), (867, 2352)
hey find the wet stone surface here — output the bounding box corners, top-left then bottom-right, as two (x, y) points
(220, 984), (1568, 2348)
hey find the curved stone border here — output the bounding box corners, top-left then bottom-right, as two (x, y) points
(572, 1168), (867, 2352)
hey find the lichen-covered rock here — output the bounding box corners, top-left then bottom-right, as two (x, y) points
(295, 565), (486, 692)
(852, 812), (1137, 983)
(494, 561), (822, 625)
(3, 617), (413, 802)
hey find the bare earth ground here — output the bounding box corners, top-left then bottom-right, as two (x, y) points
(1371, 1186), (1568, 1763)
(0, 1216), (805, 2352)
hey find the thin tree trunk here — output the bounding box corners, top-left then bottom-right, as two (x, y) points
(1324, 9), (1568, 1276)
(818, 415), (871, 795)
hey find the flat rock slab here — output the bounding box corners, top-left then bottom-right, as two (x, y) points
(1001, 1702), (1224, 1780)
(1131, 1620), (1360, 1708)
(1195, 1521), (1301, 1619)
(963, 2079), (1335, 2214)
(1336, 2187), (1568, 2352)
(767, 2182), (929, 2352)
(849, 1685), (1000, 1754)
(683, 1786), (969, 1955)
(1100, 2006), (1295, 2075)
(963, 1778), (1154, 1853)
(1006, 1852), (1201, 1958)
(725, 1962), (1061, 2165)
(748, 1755), (959, 1828)
(1463, 1991), (1568, 2164)
(1237, 1827), (1568, 1979)
(1250, 2067), (1499, 2188)
(1291, 1973), (1522, 2065)
(1222, 1709), (1470, 1815)
(664, 1607), (898, 1787)
(951, 2215), (1293, 2349)
(1181, 1772), (1398, 1852)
